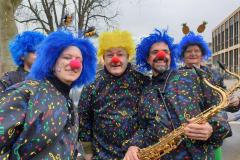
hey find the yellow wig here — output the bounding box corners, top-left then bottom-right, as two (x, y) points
(98, 30), (135, 61)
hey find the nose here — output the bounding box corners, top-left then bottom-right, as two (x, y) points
(156, 51), (166, 60)
(69, 59), (82, 70)
(111, 57), (121, 63)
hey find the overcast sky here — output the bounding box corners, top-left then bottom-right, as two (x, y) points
(17, 0), (240, 44)
(112, 0), (240, 43)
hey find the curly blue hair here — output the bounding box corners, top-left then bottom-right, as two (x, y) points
(8, 31), (46, 66)
(27, 30), (97, 87)
(178, 32), (211, 61)
(136, 29), (178, 72)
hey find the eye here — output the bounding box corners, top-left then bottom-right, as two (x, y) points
(75, 57), (83, 62)
(62, 56), (72, 60)
(105, 53), (113, 58)
(117, 52), (124, 57)
(149, 50), (158, 55)
(163, 50), (170, 55)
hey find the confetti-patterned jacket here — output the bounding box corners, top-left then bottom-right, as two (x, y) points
(0, 67), (28, 92)
(180, 65), (239, 113)
(0, 77), (79, 160)
(78, 64), (150, 160)
(124, 69), (232, 160)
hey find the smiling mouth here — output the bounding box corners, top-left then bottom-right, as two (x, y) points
(67, 69), (80, 73)
(111, 64), (121, 67)
(154, 59), (168, 65)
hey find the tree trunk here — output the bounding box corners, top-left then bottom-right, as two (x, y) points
(0, 0), (22, 75)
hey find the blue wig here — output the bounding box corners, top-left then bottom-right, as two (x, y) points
(178, 32), (211, 61)
(136, 29), (178, 72)
(27, 30), (97, 87)
(8, 31), (46, 66)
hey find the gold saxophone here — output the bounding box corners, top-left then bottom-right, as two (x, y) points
(138, 65), (240, 160)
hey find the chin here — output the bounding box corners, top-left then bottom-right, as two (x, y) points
(111, 71), (123, 76)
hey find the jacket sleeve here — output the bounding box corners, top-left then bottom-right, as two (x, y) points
(123, 87), (171, 150)
(210, 68), (240, 113)
(206, 112), (232, 147)
(0, 87), (29, 155)
(195, 71), (232, 148)
(0, 73), (13, 92)
(78, 85), (94, 154)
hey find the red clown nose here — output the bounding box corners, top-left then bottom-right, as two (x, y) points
(111, 57), (121, 63)
(69, 59), (82, 70)
(156, 50), (166, 60)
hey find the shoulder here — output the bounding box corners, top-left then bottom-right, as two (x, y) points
(129, 65), (151, 85)
(168, 69), (200, 86)
(1, 70), (19, 81)
(5, 79), (42, 95)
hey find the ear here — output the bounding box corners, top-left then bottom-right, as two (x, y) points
(20, 56), (24, 61)
(100, 55), (105, 65)
(147, 55), (152, 64)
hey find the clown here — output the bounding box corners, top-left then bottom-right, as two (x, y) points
(123, 29), (231, 160)
(0, 31), (46, 92)
(78, 30), (150, 159)
(178, 32), (240, 160)
(178, 32), (239, 112)
(0, 30), (97, 159)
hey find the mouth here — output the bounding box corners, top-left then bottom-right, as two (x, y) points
(153, 59), (168, 67)
(111, 63), (121, 68)
(66, 69), (81, 74)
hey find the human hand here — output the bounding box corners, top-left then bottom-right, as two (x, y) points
(84, 154), (93, 160)
(184, 118), (213, 141)
(228, 94), (240, 107)
(123, 146), (140, 160)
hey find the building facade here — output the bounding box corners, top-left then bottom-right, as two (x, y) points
(212, 7), (240, 74)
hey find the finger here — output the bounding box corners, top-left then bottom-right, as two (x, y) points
(186, 128), (212, 137)
(132, 151), (140, 160)
(186, 123), (206, 130)
(187, 136), (208, 141)
(186, 118), (196, 123)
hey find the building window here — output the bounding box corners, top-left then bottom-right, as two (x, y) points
(221, 53), (225, 64)
(229, 17), (234, 47)
(225, 21), (229, 48)
(221, 30), (224, 49)
(218, 28), (221, 51)
(234, 13), (239, 45)
(234, 49), (239, 73)
(230, 50), (233, 71)
(225, 52), (228, 67)
(215, 31), (218, 52)
(212, 32), (215, 53)
(221, 25), (224, 50)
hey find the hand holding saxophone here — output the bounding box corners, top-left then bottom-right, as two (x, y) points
(184, 118), (213, 141)
(123, 146), (140, 160)
(228, 93), (240, 107)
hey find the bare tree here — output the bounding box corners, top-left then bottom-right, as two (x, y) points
(15, 0), (118, 34)
(0, 0), (22, 75)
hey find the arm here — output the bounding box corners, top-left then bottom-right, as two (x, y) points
(210, 68), (239, 112)
(78, 85), (94, 156)
(0, 87), (28, 155)
(191, 70), (232, 147)
(123, 87), (171, 159)
(0, 73), (12, 92)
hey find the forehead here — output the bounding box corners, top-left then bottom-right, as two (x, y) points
(105, 47), (127, 53)
(61, 46), (82, 57)
(150, 42), (169, 51)
(185, 45), (201, 51)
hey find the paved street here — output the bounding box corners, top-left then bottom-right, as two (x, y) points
(222, 122), (240, 160)
(222, 79), (240, 160)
